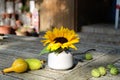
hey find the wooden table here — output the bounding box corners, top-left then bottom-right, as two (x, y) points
(0, 35), (120, 80)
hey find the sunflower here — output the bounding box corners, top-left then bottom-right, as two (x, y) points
(41, 26), (79, 54)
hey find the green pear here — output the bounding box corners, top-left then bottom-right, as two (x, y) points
(91, 68), (101, 78)
(110, 67), (119, 75)
(85, 53), (93, 60)
(107, 64), (115, 69)
(98, 66), (107, 76)
(25, 58), (44, 70)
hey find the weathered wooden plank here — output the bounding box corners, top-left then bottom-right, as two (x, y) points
(0, 42), (114, 80)
(0, 66), (22, 80)
(5, 73), (54, 80)
(0, 74), (22, 80)
(0, 35), (120, 80)
(0, 49), (47, 59)
(0, 56), (55, 80)
(0, 53), (62, 80)
(5, 35), (41, 42)
(62, 51), (120, 80)
(29, 69), (65, 80)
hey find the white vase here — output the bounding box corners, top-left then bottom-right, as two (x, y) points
(48, 51), (73, 70)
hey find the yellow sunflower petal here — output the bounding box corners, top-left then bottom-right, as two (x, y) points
(51, 43), (61, 51)
(47, 43), (61, 51)
(47, 43), (54, 50)
(69, 44), (77, 50)
(41, 40), (51, 46)
(61, 44), (68, 49)
(70, 38), (79, 44)
(41, 26), (80, 51)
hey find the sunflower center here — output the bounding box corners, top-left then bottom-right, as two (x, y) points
(54, 37), (68, 44)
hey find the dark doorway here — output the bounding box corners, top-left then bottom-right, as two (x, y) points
(75, 0), (115, 30)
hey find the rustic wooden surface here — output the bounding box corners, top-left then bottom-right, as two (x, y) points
(0, 34), (120, 80)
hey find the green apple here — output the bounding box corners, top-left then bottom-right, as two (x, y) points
(98, 66), (107, 76)
(85, 53), (93, 60)
(110, 67), (119, 75)
(91, 68), (101, 78)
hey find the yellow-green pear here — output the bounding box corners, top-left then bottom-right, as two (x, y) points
(3, 58), (28, 73)
(98, 66), (107, 76)
(110, 67), (119, 75)
(91, 68), (101, 78)
(85, 53), (93, 60)
(107, 64), (115, 69)
(25, 58), (44, 70)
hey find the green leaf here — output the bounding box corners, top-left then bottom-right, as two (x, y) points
(39, 46), (50, 56)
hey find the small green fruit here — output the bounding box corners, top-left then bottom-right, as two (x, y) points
(25, 58), (44, 70)
(110, 67), (119, 75)
(98, 66), (107, 76)
(85, 53), (93, 60)
(107, 64), (115, 69)
(91, 68), (101, 78)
